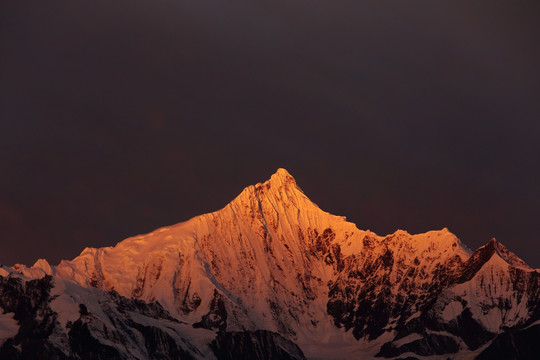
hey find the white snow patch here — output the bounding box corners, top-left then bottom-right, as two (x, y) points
(393, 332), (422, 347)
(32, 258), (53, 275)
(483, 307), (504, 333)
(441, 301), (463, 321)
(49, 277), (117, 332)
(405, 311), (421, 323)
(0, 310), (19, 345)
(49, 279), (83, 331)
(10, 259), (53, 279)
(525, 320), (540, 329)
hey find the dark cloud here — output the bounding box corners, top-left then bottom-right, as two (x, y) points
(1, 1), (540, 266)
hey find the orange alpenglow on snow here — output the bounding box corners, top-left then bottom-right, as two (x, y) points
(3, 169), (539, 359)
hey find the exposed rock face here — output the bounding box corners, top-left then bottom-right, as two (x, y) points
(372, 238), (540, 357)
(476, 324), (540, 360)
(193, 290), (227, 331)
(210, 330), (306, 360)
(326, 229), (469, 341)
(1, 169), (539, 359)
(376, 333), (460, 357)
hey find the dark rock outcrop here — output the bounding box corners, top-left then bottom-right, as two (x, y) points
(211, 330), (306, 360)
(476, 324), (540, 360)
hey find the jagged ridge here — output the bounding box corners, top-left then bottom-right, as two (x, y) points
(1, 168), (539, 359)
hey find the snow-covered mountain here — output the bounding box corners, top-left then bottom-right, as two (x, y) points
(1, 169), (539, 359)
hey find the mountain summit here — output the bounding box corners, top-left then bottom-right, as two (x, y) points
(1, 169), (539, 359)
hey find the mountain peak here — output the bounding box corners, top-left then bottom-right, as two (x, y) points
(490, 239), (531, 270)
(273, 167), (293, 178)
(471, 238), (529, 269)
(233, 168), (307, 206)
(459, 237), (532, 282)
(266, 168), (298, 189)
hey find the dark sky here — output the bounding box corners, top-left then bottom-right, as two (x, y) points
(1, 1), (540, 267)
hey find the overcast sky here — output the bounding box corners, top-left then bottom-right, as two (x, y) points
(1, 1), (540, 267)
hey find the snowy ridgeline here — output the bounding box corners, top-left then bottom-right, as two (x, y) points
(1, 169), (540, 360)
